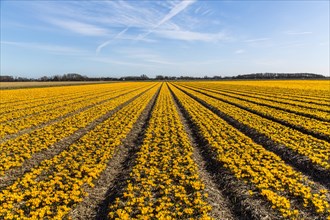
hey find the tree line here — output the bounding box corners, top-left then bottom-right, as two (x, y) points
(0, 72), (327, 82)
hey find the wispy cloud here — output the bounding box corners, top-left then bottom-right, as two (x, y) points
(27, 1), (224, 44)
(201, 8), (213, 16)
(144, 59), (175, 65)
(115, 47), (167, 61)
(96, 27), (129, 54)
(278, 42), (305, 48)
(285, 31), (312, 35)
(235, 49), (245, 54)
(88, 56), (155, 68)
(254, 58), (285, 66)
(194, 6), (202, 14)
(137, 0), (197, 40)
(244, 38), (270, 43)
(154, 29), (227, 42)
(97, 1), (160, 28)
(109, 47), (177, 66)
(319, 41), (329, 46)
(156, 1), (196, 28)
(47, 18), (109, 36)
(1, 41), (85, 55)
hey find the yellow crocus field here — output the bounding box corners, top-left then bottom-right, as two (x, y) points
(0, 80), (329, 220)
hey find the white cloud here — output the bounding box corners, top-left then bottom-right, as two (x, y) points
(194, 6), (202, 14)
(244, 38), (270, 43)
(96, 27), (129, 54)
(115, 47), (167, 61)
(145, 59), (175, 65)
(235, 49), (245, 54)
(88, 56), (155, 67)
(96, 1), (159, 28)
(285, 31), (312, 35)
(106, 47), (176, 65)
(279, 42), (305, 48)
(156, 1), (196, 28)
(201, 9), (213, 16)
(137, 0), (197, 40)
(1, 41), (85, 55)
(47, 18), (109, 36)
(154, 29), (227, 42)
(28, 1), (226, 45)
(255, 59), (285, 66)
(319, 41), (329, 46)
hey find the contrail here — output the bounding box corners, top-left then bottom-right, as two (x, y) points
(136, 0), (196, 41)
(96, 27), (129, 54)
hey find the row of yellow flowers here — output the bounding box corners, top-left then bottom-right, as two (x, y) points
(0, 83), (160, 219)
(183, 82), (330, 117)
(184, 82), (330, 112)
(180, 83), (330, 138)
(175, 84), (330, 170)
(228, 84), (328, 112)
(170, 84), (330, 219)
(0, 84), (155, 176)
(190, 81), (330, 107)
(0, 84), (148, 138)
(0, 84), (98, 104)
(109, 84), (212, 220)
(0, 83), (131, 123)
(0, 83), (119, 115)
(200, 84), (329, 122)
(201, 80), (330, 99)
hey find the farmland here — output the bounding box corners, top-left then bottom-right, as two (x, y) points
(0, 81), (110, 89)
(0, 80), (329, 219)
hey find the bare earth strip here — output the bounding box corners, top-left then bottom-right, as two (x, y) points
(170, 88), (235, 220)
(187, 84), (330, 113)
(0, 87), (143, 144)
(198, 86), (330, 122)
(0, 86), (156, 191)
(169, 85), (280, 220)
(68, 85), (161, 220)
(180, 85), (330, 142)
(214, 87), (330, 112)
(174, 85), (330, 189)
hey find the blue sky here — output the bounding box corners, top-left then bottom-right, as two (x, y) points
(1, 0), (329, 78)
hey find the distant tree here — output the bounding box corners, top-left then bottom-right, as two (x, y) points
(234, 73), (325, 80)
(39, 76), (49, 81)
(64, 73), (86, 81)
(140, 74), (149, 80)
(16, 77), (29, 81)
(0, 75), (14, 82)
(52, 75), (61, 81)
(156, 75), (164, 80)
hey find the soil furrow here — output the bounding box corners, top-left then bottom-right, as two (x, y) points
(0, 88), (104, 114)
(0, 87), (123, 122)
(192, 86), (330, 113)
(198, 86), (330, 122)
(170, 86), (236, 220)
(0, 86), (156, 191)
(68, 84), (162, 220)
(174, 84), (330, 189)
(169, 84), (280, 220)
(179, 84), (330, 142)
(0, 86), (145, 144)
(204, 85), (330, 104)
